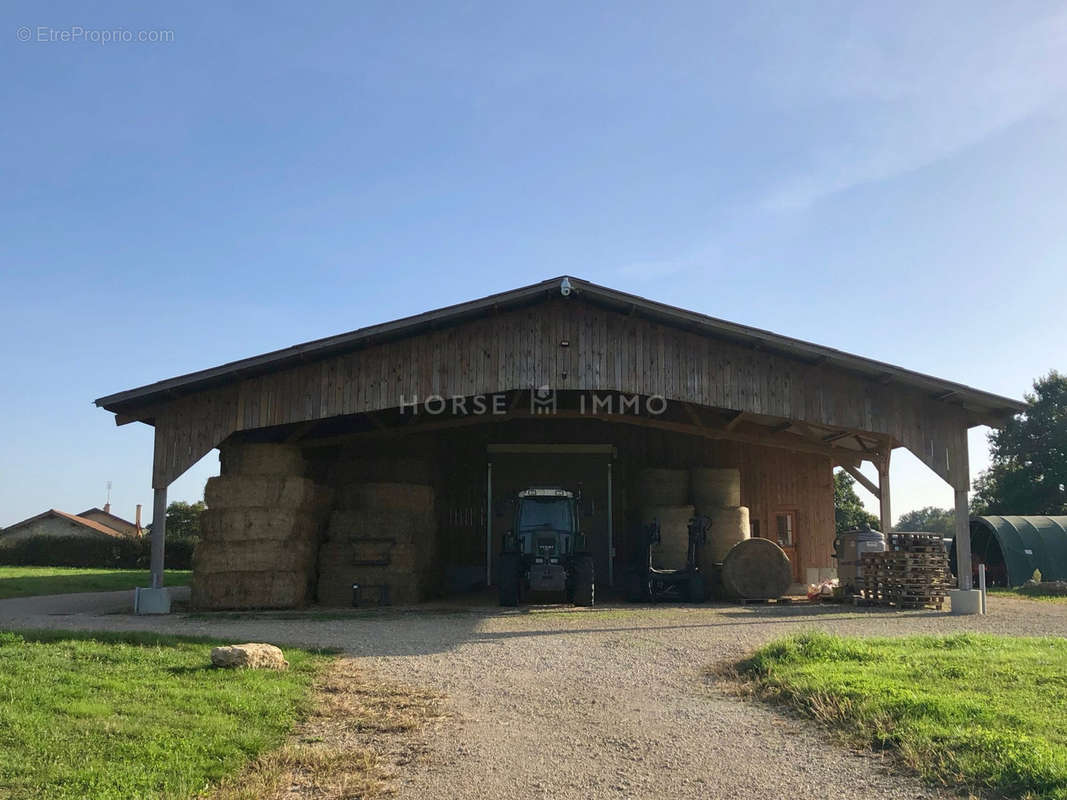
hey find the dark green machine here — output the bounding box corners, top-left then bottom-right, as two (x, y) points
(625, 515), (709, 603)
(498, 488), (595, 606)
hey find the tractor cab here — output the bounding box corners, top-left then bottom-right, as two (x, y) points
(508, 488), (585, 560)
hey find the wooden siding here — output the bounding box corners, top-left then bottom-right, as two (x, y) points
(149, 297), (970, 489)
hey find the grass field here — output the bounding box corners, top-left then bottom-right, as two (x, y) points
(736, 632), (1067, 799)
(989, 586), (1067, 603)
(0, 566), (192, 599)
(0, 629), (330, 800)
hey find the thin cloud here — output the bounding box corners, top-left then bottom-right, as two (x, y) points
(758, 5), (1067, 211)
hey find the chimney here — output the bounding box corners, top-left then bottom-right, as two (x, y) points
(104, 502), (111, 514)
(135, 504), (143, 536)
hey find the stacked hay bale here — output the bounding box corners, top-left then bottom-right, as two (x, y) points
(193, 443), (332, 610)
(691, 467), (750, 569)
(637, 468), (692, 570)
(317, 456), (437, 606)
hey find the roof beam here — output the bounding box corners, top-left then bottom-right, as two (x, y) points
(841, 463), (880, 499)
(724, 411), (746, 431)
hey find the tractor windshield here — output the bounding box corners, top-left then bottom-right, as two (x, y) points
(517, 497), (574, 533)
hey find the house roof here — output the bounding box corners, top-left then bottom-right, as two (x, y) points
(1, 509), (131, 539)
(94, 275), (1026, 422)
(77, 508), (139, 531)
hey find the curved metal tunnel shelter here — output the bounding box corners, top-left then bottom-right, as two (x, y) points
(952, 516), (1067, 587)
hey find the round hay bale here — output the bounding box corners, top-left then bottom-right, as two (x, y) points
(640, 505), (695, 570)
(690, 467), (741, 508)
(721, 538), (792, 600)
(699, 506), (751, 565)
(221, 443), (306, 478)
(637, 469), (689, 506)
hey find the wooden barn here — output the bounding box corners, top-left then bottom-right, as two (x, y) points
(94, 277), (1024, 610)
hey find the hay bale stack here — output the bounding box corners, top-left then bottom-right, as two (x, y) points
(721, 537), (792, 600)
(192, 447), (332, 610)
(193, 571), (310, 609)
(700, 506), (751, 566)
(205, 476), (323, 510)
(690, 468), (741, 508)
(637, 468), (689, 506)
(333, 454), (434, 486)
(316, 480), (437, 606)
(641, 505), (695, 570)
(220, 443), (306, 477)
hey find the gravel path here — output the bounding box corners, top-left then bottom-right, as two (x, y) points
(2, 595), (1064, 799)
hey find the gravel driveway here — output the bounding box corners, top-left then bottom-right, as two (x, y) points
(2, 595), (1064, 799)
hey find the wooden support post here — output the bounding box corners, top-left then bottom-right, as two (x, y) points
(607, 461), (614, 588)
(878, 456), (892, 534)
(955, 488), (972, 590)
(486, 461), (493, 587)
(151, 486), (167, 589)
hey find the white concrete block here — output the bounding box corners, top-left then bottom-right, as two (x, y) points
(948, 589), (983, 615)
(134, 587), (172, 615)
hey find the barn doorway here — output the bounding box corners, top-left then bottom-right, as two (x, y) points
(487, 444), (614, 589)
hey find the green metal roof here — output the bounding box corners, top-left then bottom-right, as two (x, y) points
(970, 516), (1067, 586)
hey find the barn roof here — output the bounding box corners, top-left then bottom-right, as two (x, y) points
(94, 276), (1025, 421)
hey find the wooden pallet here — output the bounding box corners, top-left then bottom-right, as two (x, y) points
(859, 543), (951, 611)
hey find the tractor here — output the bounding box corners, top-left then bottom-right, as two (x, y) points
(497, 487), (595, 606)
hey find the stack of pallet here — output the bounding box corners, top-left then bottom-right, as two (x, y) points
(859, 532), (951, 610)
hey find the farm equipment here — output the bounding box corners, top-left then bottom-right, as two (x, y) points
(625, 515), (709, 603)
(498, 488), (595, 606)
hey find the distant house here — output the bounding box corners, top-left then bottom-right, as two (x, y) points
(0, 504), (143, 545)
(76, 505), (143, 538)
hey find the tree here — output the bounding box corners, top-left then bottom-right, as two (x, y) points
(894, 506), (955, 536)
(834, 470), (881, 532)
(145, 501), (205, 541)
(971, 371), (1067, 515)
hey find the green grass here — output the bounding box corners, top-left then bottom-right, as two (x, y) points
(989, 586), (1067, 603)
(0, 629), (331, 799)
(0, 566), (192, 599)
(736, 632), (1067, 799)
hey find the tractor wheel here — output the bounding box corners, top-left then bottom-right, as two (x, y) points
(686, 571), (707, 603)
(498, 552), (522, 606)
(572, 554), (595, 607)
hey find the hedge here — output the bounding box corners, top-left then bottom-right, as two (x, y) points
(0, 536), (196, 570)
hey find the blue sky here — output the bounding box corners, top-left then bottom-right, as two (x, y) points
(2, 1), (1065, 527)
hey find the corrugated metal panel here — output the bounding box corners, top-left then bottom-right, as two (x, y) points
(967, 516), (1067, 585)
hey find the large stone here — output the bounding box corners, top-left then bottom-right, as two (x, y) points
(211, 643), (289, 670)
